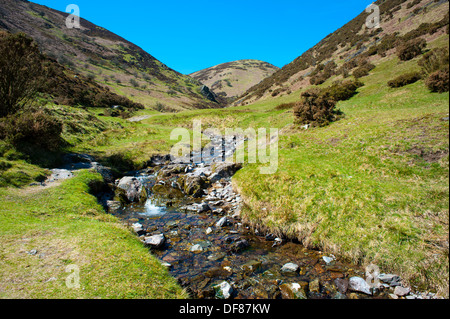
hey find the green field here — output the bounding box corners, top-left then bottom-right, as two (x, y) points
(0, 170), (187, 298)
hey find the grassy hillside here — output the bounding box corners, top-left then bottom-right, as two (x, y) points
(0, 0), (219, 111)
(235, 0), (449, 106)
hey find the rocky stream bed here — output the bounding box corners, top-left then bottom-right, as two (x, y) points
(39, 135), (439, 300)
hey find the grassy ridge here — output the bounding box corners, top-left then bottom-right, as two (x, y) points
(0, 170), (187, 298)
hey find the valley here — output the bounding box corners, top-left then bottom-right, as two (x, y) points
(0, 0), (449, 300)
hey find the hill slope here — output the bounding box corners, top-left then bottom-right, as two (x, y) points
(235, 0), (449, 106)
(190, 60), (279, 104)
(0, 0), (220, 111)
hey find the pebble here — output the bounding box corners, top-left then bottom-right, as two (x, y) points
(190, 244), (203, 253)
(322, 256), (335, 264)
(280, 263), (299, 274)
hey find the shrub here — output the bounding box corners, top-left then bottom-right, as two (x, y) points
(129, 78), (139, 88)
(353, 62), (376, 78)
(310, 74), (328, 85)
(388, 72), (422, 88)
(293, 88), (341, 127)
(309, 61), (337, 85)
(397, 38), (427, 61)
(0, 108), (63, 150)
(418, 47), (449, 74)
(367, 33), (400, 57)
(425, 66), (449, 93)
(323, 80), (364, 101)
(0, 32), (44, 117)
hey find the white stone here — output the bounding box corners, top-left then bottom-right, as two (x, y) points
(190, 244), (203, 253)
(281, 263), (299, 273)
(214, 281), (233, 299)
(144, 234), (165, 248)
(349, 276), (372, 295)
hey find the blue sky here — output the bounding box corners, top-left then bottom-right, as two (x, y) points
(31, 0), (374, 74)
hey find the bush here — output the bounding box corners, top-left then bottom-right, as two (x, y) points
(323, 80), (364, 101)
(293, 88), (341, 127)
(388, 72), (422, 88)
(418, 47), (449, 74)
(353, 62), (376, 78)
(309, 61), (337, 85)
(129, 78), (139, 88)
(397, 39), (427, 61)
(425, 66), (449, 93)
(0, 108), (63, 150)
(0, 32), (44, 117)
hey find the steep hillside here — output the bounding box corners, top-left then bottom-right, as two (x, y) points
(0, 0), (220, 111)
(190, 60), (279, 104)
(235, 0), (449, 106)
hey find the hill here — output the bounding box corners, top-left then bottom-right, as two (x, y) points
(190, 60), (279, 104)
(0, 0), (220, 111)
(234, 0), (449, 106)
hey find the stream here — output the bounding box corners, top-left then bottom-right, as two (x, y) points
(96, 133), (398, 300)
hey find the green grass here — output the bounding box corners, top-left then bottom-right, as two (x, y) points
(232, 57), (449, 296)
(0, 170), (187, 298)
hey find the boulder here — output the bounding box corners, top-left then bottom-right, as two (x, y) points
(157, 164), (186, 178)
(280, 263), (300, 275)
(349, 276), (372, 295)
(241, 260), (262, 273)
(148, 154), (171, 167)
(322, 256), (335, 265)
(131, 222), (145, 236)
(152, 184), (184, 199)
(378, 273), (402, 287)
(115, 176), (147, 203)
(196, 202), (212, 213)
(178, 174), (210, 198)
(144, 234), (166, 249)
